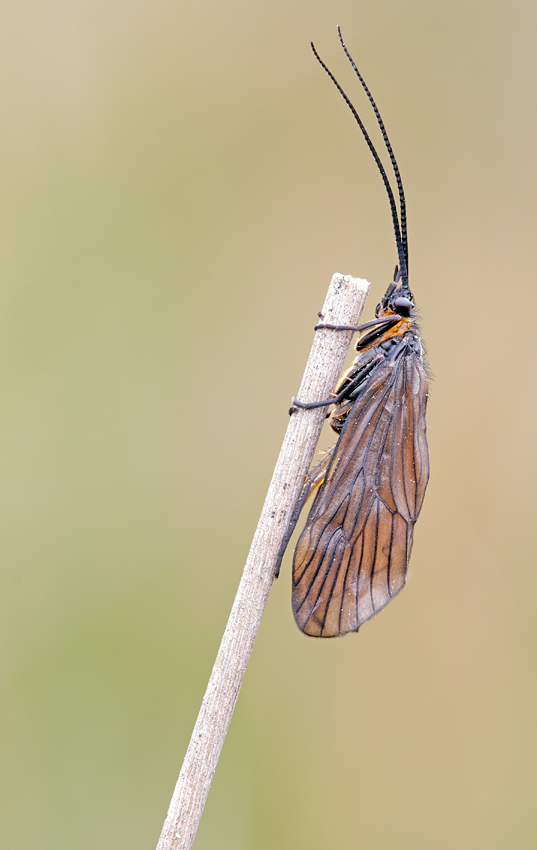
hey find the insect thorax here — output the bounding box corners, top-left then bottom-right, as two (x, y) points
(328, 318), (422, 436)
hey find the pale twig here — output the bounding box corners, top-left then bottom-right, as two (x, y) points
(156, 273), (370, 850)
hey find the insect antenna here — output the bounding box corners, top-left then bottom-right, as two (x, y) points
(311, 29), (410, 292)
(336, 27), (408, 279)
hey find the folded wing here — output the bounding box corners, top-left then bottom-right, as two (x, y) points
(292, 351), (429, 637)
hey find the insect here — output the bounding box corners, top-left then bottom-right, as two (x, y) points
(289, 29), (429, 637)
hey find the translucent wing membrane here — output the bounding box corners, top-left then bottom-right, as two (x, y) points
(292, 350), (429, 637)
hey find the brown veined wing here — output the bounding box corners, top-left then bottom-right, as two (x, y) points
(292, 349), (429, 637)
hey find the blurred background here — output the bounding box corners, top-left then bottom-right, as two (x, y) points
(1, 0), (536, 847)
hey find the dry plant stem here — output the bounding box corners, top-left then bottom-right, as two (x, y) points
(156, 273), (370, 850)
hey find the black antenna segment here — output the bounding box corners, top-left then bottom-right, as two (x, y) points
(311, 27), (409, 290)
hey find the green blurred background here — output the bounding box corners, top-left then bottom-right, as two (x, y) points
(2, 0), (536, 847)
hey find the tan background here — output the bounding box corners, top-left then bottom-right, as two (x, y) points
(2, 1), (536, 848)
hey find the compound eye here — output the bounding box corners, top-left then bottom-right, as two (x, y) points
(393, 296), (412, 316)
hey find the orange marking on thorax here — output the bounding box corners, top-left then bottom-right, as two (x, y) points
(356, 315), (413, 353)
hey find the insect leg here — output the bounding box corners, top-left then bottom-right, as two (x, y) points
(291, 354), (381, 412)
(314, 323), (360, 331)
(273, 448), (335, 578)
(315, 316), (397, 333)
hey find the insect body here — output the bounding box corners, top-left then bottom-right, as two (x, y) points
(290, 30), (429, 637)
